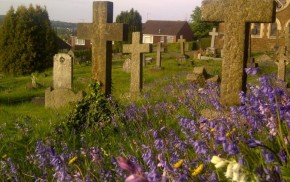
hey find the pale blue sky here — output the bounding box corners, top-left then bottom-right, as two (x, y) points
(0, 0), (203, 23)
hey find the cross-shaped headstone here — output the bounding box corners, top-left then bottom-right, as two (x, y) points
(178, 35), (186, 55)
(276, 46), (288, 82)
(202, 0), (275, 106)
(123, 32), (151, 94)
(156, 42), (162, 68)
(77, 1), (126, 95)
(209, 27), (218, 48)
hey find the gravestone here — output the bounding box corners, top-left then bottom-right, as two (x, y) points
(156, 42), (163, 69)
(123, 58), (131, 73)
(178, 35), (186, 55)
(276, 46), (288, 82)
(202, 0), (275, 106)
(209, 27), (218, 49)
(77, 1), (126, 95)
(123, 32), (151, 95)
(186, 66), (220, 85)
(45, 54), (84, 108)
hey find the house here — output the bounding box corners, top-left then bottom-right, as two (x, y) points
(69, 30), (92, 50)
(142, 20), (194, 44)
(214, 1), (290, 52)
(57, 37), (71, 52)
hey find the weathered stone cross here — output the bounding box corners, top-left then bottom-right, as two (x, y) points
(276, 46), (288, 82)
(77, 1), (126, 95)
(202, 0), (275, 106)
(123, 32), (151, 95)
(178, 35), (186, 55)
(209, 27), (218, 48)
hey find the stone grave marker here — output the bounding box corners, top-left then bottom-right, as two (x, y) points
(77, 1), (126, 95)
(209, 27), (218, 49)
(122, 58), (131, 73)
(202, 0), (275, 106)
(186, 66), (220, 85)
(178, 35), (186, 55)
(45, 54), (84, 108)
(156, 42), (162, 69)
(123, 32), (151, 95)
(276, 46), (288, 82)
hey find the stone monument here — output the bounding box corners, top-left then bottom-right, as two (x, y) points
(202, 0), (275, 106)
(77, 1), (126, 95)
(123, 32), (151, 95)
(156, 42), (163, 69)
(178, 35), (186, 55)
(45, 54), (84, 108)
(207, 27), (218, 57)
(276, 46), (288, 82)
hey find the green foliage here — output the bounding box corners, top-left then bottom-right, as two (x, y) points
(190, 6), (218, 40)
(65, 82), (116, 133)
(114, 8), (142, 53)
(0, 5), (58, 76)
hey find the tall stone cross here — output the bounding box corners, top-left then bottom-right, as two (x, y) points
(77, 1), (126, 95)
(201, 0), (275, 106)
(123, 32), (151, 94)
(178, 35), (186, 55)
(209, 27), (218, 48)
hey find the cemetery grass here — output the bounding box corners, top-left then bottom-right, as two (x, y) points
(0, 55), (290, 181)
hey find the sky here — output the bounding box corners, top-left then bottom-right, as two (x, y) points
(0, 0), (203, 23)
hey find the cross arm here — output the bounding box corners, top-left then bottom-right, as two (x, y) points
(77, 23), (93, 40)
(107, 23), (128, 41)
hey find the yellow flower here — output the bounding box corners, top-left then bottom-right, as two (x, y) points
(192, 164), (204, 176)
(173, 159), (184, 169)
(210, 128), (215, 132)
(68, 156), (78, 165)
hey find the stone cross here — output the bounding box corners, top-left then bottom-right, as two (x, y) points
(276, 46), (288, 82)
(53, 54), (73, 90)
(202, 0), (275, 106)
(178, 35), (186, 55)
(209, 27), (218, 48)
(77, 1), (125, 95)
(156, 42), (162, 68)
(123, 32), (150, 94)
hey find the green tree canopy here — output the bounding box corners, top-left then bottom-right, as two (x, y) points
(0, 5), (58, 75)
(114, 8), (142, 53)
(190, 6), (218, 40)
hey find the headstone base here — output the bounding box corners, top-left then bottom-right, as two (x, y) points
(45, 87), (84, 108)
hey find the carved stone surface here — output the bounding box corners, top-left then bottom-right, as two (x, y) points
(202, 0), (275, 106)
(53, 54), (73, 90)
(123, 32), (151, 94)
(77, 1), (126, 95)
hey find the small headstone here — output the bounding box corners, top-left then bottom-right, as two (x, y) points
(45, 53), (84, 108)
(53, 54), (73, 90)
(202, 0), (275, 106)
(77, 1), (126, 95)
(256, 54), (273, 62)
(122, 58), (131, 73)
(186, 66), (220, 85)
(123, 32), (151, 95)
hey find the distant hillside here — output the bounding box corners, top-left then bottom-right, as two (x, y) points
(51, 21), (77, 29)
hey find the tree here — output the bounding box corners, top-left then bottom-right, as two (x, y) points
(114, 9), (142, 53)
(190, 6), (218, 40)
(0, 5), (58, 75)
